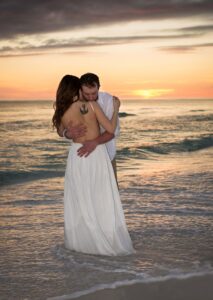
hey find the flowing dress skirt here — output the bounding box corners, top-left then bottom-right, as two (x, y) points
(64, 143), (134, 256)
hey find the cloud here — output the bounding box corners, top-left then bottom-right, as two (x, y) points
(179, 24), (213, 33)
(0, 0), (213, 39)
(159, 42), (213, 52)
(0, 30), (207, 57)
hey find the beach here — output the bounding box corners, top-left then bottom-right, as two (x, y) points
(64, 273), (213, 300)
(0, 99), (212, 300)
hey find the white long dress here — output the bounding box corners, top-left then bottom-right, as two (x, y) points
(64, 142), (135, 256)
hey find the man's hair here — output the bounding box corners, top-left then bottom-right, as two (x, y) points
(80, 73), (100, 89)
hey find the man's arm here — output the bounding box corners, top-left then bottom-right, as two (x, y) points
(77, 131), (114, 157)
(57, 121), (87, 140)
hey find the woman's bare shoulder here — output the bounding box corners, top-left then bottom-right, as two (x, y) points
(61, 104), (77, 124)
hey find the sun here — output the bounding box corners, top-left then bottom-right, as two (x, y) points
(133, 89), (174, 99)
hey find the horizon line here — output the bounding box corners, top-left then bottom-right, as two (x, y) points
(0, 98), (213, 102)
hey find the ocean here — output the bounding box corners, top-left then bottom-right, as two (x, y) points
(0, 99), (213, 299)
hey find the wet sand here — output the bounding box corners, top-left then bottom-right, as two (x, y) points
(70, 273), (213, 300)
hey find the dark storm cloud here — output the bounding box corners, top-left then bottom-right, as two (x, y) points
(0, 0), (213, 39)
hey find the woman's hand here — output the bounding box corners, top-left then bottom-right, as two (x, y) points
(113, 96), (120, 112)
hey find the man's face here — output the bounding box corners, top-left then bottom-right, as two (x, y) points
(81, 84), (99, 101)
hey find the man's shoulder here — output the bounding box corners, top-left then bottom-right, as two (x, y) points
(98, 91), (113, 101)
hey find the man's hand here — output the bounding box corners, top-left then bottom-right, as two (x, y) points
(77, 132), (114, 157)
(77, 140), (98, 157)
(66, 122), (87, 139)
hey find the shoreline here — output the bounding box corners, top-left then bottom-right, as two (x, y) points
(48, 272), (213, 300)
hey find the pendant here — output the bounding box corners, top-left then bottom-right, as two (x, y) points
(80, 103), (88, 115)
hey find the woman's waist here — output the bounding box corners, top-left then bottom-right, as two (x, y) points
(73, 134), (99, 144)
(69, 140), (106, 152)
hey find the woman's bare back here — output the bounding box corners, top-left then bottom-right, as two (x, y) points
(61, 101), (100, 143)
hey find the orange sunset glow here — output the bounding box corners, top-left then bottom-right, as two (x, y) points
(0, 1), (213, 100)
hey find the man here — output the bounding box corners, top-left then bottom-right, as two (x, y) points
(59, 72), (120, 181)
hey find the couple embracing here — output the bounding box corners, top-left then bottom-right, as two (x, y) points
(52, 73), (134, 256)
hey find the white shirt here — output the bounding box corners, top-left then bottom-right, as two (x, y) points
(97, 91), (120, 161)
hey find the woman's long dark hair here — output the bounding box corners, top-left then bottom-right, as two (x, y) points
(52, 75), (81, 131)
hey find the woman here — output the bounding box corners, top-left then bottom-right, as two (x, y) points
(52, 74), (134, 256)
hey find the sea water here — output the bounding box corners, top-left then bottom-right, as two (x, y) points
(0, 99), (212, 299)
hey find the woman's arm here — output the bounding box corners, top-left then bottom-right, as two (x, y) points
(91, 98), (120, 134)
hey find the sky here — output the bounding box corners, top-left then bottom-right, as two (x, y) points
(0, 0), (213, 100)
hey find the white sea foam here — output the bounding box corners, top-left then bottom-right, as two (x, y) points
(47, 270), (213, 300)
